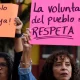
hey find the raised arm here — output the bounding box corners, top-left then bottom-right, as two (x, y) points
(12, 17), (23, 80)
(20, 32), (32, 68)
(18, 29), (36, 80)
(14, 17), (23, 52)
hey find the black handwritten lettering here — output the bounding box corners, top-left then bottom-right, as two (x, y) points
(48, 14), (74, 25)
(48, 6), (57, 13)
(56, 27), (61, 35)
(0, 19), (3, 26)
(43, 28), (49, 35)
(56, 17), (61, 22)
(75, 7), (80, 11)
(70, 17), (74, 22)
(0, 19), (10, 26)
(72, 3), (75, 12)
(31, 2), (79, 40)
(32, 15), (44, 24)
(62, 26), (68, 34)
(0, 5), (7, 10)
(58, 3), (71, 12)
(48, 2), (80, 13)
(72, 3), (80, 12)
(32, 27), (38, 37)
(50, 27), (56, 35)
(31, 26), (74, 39)
(3, 19), (7, 23)
(62, 15), (74, 22)
(39, 27), (44, 35)
(48, 17), (52, 25)
(0, 19), (8, 26)
(68, 26), (74, 34)
(78, 18), (80, 22)
(33, 2), (43, 12)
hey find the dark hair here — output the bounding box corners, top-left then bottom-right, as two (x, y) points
(0, 52), (13, 80)
(0, 0), (11, 3)
(39, 50), (80, 80)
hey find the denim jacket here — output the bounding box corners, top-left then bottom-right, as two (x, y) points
(18, 65), (36, 80)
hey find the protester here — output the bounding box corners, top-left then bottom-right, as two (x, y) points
(12, 17), (23, 80)
(0, 52), (13, 80)
(0, 17), (23, 80)
(18, 32), (36, 80)
(38, 50), (80, 80)
(18, 29), (80, 80)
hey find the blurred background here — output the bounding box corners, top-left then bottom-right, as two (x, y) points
(0, 0), (80, 79)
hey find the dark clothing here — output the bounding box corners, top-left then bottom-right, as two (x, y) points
(12, 51), (22, 80)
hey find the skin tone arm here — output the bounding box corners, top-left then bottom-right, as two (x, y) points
(18, 31), (36, 80)
(12, 17), (23, 80)
(14, 17), (23, 52)
(20, 29), (32, 68)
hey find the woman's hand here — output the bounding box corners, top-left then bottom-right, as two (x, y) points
(20, 28), (32, 68)
(14, 17), (23, 34)
(22, 28), (32, 52)
(14, 17), (23, 52)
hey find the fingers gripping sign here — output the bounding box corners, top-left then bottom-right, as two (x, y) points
(20, 29), (32, 68)
(22, 32), (32, 53)
(14, 17), (23, 30)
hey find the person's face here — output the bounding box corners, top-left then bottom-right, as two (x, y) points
(53, 56), (72, 80)
(0, 58), (8, 79)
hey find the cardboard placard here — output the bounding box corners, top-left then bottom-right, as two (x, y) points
(30, 0), (80, 46)
(0, 4), (18, 37)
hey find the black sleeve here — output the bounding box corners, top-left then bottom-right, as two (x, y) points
(12, 51), (22, 80)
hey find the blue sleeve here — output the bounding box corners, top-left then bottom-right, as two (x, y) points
(18, 65), (36, 80)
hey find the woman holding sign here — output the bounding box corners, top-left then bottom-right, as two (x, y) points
(18, 30), (36, 80)
(18, 29), (80, 80)
(0, 17), (24, 80)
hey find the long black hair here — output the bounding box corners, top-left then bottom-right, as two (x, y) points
(0, 52), (13, 80)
